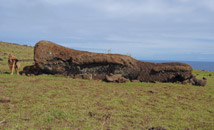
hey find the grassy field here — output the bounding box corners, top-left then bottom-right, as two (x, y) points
(0, 41), (214, 130)
(0, 41), (34, 73)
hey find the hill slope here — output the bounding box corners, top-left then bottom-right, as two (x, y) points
(0, 41), (214, 129)
(0, 41), (34, 73)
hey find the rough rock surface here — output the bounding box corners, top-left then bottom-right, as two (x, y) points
(148, 127), (167, 130)
(23, 40), (205, 86)
(106, 74), (130, 83)
(0, 96), (10, 103)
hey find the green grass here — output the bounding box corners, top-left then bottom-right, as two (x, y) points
(0, 41), (34, 73)
(0, 41), (214, 129)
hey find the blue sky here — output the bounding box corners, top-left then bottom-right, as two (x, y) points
(1, 0), (214, 61)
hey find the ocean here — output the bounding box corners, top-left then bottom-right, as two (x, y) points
(142, 60), (214, 71)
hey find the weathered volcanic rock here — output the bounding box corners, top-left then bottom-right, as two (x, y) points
(137, 62), (194, 83)
(106, 74), (130, 83)
(22, 64), (41, 75)
(33, 40), (139, 80)
(23, 40), (205, 86)
(148, 127), (167, 130)
(0, 96), (10, 103)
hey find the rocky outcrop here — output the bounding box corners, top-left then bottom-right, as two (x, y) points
(23, 65), (41, 75)
(137, 62), (193, 82)
(105, 74), (130, 83)
(32, 40), (140, 80)
(22, 40), (206, 86)
(148, 127), (167, 130)
(0, 96), (11, 103)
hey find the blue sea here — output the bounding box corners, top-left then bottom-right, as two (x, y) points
(142, 60), (214, 71)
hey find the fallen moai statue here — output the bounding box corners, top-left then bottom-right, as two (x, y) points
(23, 40), (206, 86)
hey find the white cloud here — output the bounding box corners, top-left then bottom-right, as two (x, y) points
(93, 0), (189, 17)
(89, 0), (212, 18)
(0, 0), (214, 61)
(178, 0), (214, 11)
(40, 0), (77, 5)
(201, 0), (214, 11)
